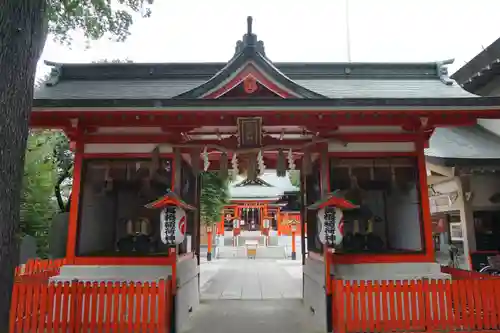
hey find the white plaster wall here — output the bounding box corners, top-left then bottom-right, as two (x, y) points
(386, 186), (422, 251)
(478, 119), (500, 137)
(328, 142), (415, 152)
(84, 143), (173, 154)
(303, 257), (326, 332)
(176, 257), (200, 333)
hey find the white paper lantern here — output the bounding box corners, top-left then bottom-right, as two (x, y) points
(317, 208), (326, 245)
(317, 207), (344, 246)
(334, 207), (344, 246)
(160, 206), (187, 245)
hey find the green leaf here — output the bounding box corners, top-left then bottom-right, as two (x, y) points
(200, 172), (229, 226)
(46, 0), (154, 44)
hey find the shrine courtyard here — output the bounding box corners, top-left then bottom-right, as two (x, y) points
(184, 258), (313, 333)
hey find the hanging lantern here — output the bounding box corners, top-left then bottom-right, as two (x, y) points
(317, 207), (344, 247)
(308, 191), (358, 249)
(276, 148), (286, 177)
(145, 191), (196, 247)
(160, 206), (186, 245)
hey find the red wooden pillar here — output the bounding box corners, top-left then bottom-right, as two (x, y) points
(416, 138), (435, 261)
(217, 211), (225, 236)
(206, 225), (213, 261)
(291, 224), (297, 260)
(66, 136), (84, 261)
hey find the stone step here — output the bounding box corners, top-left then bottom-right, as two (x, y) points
(216, 246), (287, 259)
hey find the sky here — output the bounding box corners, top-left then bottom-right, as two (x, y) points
(37, 0), (500, 77)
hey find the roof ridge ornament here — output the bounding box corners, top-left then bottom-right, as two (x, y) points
(247, 16), (253, 34)
(234, 16), (266, 56)
(436, 58), (454, 86)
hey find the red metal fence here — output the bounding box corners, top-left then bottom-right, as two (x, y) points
(10, 259), (174, 333)
(332, 268), (500, 333)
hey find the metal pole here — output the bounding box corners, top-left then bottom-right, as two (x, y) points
(345, 0), (352, 62)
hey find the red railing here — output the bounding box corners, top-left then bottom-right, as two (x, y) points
(10, 278), (173, 333)
(15, 258), (66, 277)
(332, 277), (500, 333)
(441, 265), (500, 279)
(10, 258), (174, 332)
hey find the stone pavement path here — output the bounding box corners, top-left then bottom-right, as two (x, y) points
(200, 258), (302, 300)
(180, 259), (320, 333)
(180, 299), (321, 333)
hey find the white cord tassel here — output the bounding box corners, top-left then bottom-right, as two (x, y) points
(231, 153), (238, 180)
(203, 147), (210, 172)
(288, 149), (296, 171)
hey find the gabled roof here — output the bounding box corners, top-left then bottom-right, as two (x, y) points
(35, 17), (475, 105)
(144, 191), (197, 210)
(175, 17), (323, 99)
(307, 190), (358, 210)
(229, 172), (299, 200)
(234, 177), (273, 187)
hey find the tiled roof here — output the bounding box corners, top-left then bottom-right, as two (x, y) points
(451, 37), (500, 94)
(35, 77), (473, 100)
(34, 16), (477, 105)
(229, 172), (298, 199)
(425, 125), (500, 164)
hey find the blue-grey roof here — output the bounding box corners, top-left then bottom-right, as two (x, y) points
(425, 125), (500, 164)
(34, 18), (476, 104)
(229, 172), (298, 199)
(35, 77), (473, 100)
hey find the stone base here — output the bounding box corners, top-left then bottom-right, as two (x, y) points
(51, 265), (172, 282)
(333, 262), (449, 281)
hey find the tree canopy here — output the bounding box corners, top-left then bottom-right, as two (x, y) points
(20, 131), (59, 258)
(0, 1), (154, 329)
(200, 173), (229, 227)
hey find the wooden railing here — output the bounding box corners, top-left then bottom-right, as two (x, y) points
(10, 259), (174, 332)
(441, 265), (500, 279)
(15, 258), (67, 277)
(332, 277), (500, 333)
(10, 278), (173, 333)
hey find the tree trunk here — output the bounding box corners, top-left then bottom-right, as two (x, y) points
(0, 0), (47, 330)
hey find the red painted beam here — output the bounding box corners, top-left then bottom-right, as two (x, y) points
(83, 134), (179, 144)
(30, 110), (480, 128)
